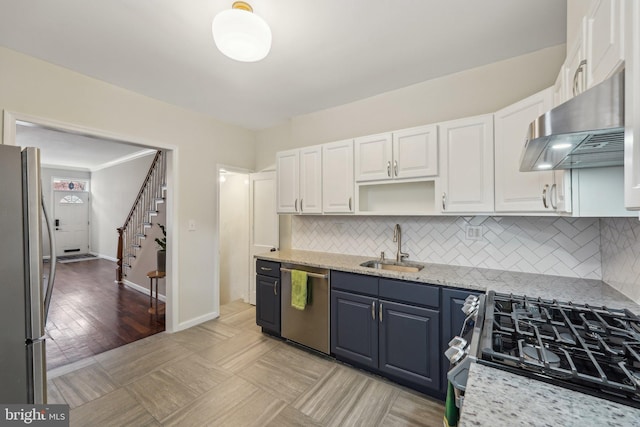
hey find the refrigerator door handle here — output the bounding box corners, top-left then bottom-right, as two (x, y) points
(42, 192), (56, 322)
(23, 147), (45, 340)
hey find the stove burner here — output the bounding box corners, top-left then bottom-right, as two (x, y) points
(522, 345), (561, 368)
(479, 291), (640, 409)
(558, 332), (576, 345)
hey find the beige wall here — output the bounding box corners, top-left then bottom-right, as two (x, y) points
(0, 46), (256, 330)
(254, 45), (566, 171)
(91, 153), (155, 259)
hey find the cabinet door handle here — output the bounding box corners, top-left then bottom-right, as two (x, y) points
(294, 198), (298, 212)
(573, 59), (587, 96)
(273, 280), (278, 296)
(442, 192), (447, 211)
(348, 197), (352, 211)
(371, 301), (375, 320)
(379, 302), (383, 323)
(393, 160), (398, 177)
(387, 161), (391, 177)
(550, 183), (558, 210)
(300, 198), (303, 213)
(542, 184), (549, 209)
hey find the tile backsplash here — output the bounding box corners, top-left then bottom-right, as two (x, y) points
(292, 215), (602, 279)
(601, 217), (640, 303)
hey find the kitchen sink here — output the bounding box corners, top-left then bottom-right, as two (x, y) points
(359, 260), (425, 273)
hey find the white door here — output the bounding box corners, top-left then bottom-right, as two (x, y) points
(249, 171), (279, 305)
(54, 190), (90, 256)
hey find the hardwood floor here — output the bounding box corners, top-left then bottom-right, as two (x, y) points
(46, 258), (165, 370)
(48, 300), (445, 426)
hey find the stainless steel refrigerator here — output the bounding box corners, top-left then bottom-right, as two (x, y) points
(0, 144), (56, 404)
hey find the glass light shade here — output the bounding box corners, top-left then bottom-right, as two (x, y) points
(212, 8), (272, 62)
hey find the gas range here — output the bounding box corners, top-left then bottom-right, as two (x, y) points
(476, 291), (640, 408)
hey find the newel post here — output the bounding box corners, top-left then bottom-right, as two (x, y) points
(116, 227), (124, 284)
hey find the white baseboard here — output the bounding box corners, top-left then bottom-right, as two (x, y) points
(177, 311), (219, 331)
(92, 252), (118, 262)
(122, 279), (166, 302)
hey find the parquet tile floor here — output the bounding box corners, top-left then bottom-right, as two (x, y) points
(46, 258), (165, 370)
(48, 300), (446, 426)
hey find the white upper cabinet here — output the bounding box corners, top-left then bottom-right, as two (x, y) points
(354, 125), (438, 182)
(494, 88), (556, 212)
(322, 140), (354, 213)
(392, 125), (438, 179)
(438, 114), (494, 213)
(586, 0), (625, 87)
(562, 1), (624, 102)
(299, 146), (323, 214)
(276, 149), (300, 214)
(566, 17), (589, 99)
(624, 0), (640, 209)
(276, 145), (322, 214)
(354, 133), (393, 181)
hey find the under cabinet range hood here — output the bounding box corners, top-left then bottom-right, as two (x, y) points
(520, 70), (624, 171)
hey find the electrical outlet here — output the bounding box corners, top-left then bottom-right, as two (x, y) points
(465, 225), (483, 241)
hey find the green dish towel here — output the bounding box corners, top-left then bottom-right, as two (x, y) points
(443, 381), (459, 427)
(291, 270), (308, 310)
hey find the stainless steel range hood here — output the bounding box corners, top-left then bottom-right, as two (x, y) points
(519, 70), (624, 172)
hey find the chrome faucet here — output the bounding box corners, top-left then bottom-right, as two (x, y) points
(393, 224), (409, 263)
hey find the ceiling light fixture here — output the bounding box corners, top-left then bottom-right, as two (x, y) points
(212, 1), (272, 62)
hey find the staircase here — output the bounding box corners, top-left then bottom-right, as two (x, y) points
(116, 151), (166, 282)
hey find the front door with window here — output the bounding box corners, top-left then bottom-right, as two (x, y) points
(53, 179), (90, 256)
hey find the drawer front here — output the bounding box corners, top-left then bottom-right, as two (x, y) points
(331, 271), (378, 296)
(256, 259), (280, 278)
(379, 279), (439, 308)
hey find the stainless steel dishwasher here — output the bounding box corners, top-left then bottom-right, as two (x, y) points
(280, 264), (330, 354)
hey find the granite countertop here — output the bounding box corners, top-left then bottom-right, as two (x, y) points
(256, 249), (640, 424)
(256, 249), (640, 312)
(459, 363), (640, 426)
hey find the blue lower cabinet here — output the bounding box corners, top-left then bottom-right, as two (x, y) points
(256, 274), (280, 334)
(379, 300), (440, 391)
(440, 287), (481, 394)
(331, 274), (443, 395)
(331, 290), (378, 369)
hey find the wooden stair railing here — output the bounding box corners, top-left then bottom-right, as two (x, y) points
(116, 150), (166, 283)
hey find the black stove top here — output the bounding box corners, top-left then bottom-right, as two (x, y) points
(478, 291), (640, 409)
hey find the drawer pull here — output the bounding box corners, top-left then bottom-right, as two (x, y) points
(260, 267), (272, 271)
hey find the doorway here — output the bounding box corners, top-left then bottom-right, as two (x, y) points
(53, 181), (90, 256)
(218, 167), (250, 305)
(4, 110), (176, 369)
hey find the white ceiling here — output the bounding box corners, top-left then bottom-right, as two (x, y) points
(16, 123), (155, 171)
(0, 1), (566, 131)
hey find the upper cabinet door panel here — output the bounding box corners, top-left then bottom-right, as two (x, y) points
(439, 115), (494, 213)
(323, 140), (355, 213)
(393, 125), (438, 179)
(299, 146), (322, 214)
(494, 88), (554, 212)
(354, 133), (393, 182)
(587, 0), (624, 86)
(276, 149), (299, 214)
